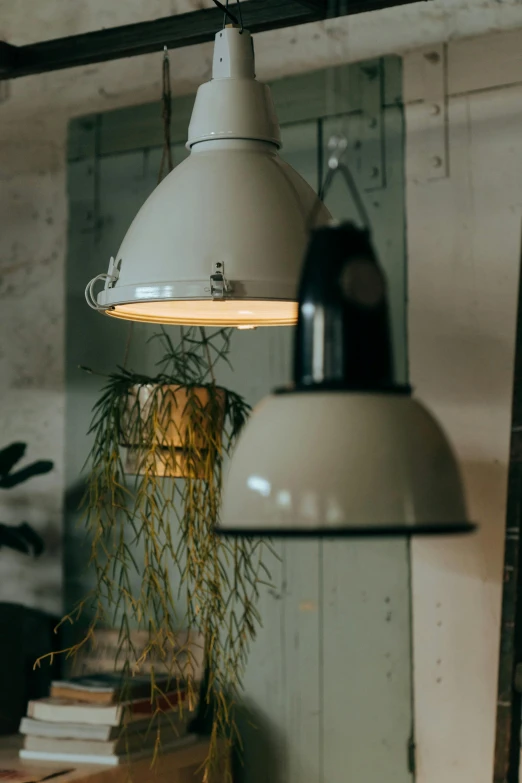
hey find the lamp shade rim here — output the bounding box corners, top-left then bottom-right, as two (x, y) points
(273, 383), (413, 396)
(216, 522), (478, 537)
(219, 392), (473, 535)
(97, 280), (299, 308)
(85, 26), (331, 328)
(95, 281), (300, 325)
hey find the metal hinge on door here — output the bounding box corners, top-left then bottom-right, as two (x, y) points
(406, 43), (449, 181)
(356, 58), (385, 192)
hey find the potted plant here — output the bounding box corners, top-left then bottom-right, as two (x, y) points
(121, 332), (227, 479)
(49, 327), (271, 779)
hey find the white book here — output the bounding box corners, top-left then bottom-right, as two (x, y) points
(20, 711), (189, 742)
(23, 721), (189, 756)
(27, 687), (189, 726)
(19, 735), (197, 766)
(20, 717), (121, 742)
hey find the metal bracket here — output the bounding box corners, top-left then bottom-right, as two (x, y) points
(357, 59), (385, 192)
(85, 257), (121, 310)
(210, 262), (231, 299)
(105, 256), (121, 288)
(408, 44), (449, 181)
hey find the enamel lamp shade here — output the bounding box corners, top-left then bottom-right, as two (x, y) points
(218, 223), (476, 536)
(85, 27), (330, 328)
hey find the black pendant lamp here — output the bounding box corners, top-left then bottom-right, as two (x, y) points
(218, 220), (475, 536)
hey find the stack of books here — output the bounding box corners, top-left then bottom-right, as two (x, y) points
(18, 673), (198, 765)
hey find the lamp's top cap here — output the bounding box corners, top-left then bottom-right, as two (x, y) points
(212, 26), (255, 80)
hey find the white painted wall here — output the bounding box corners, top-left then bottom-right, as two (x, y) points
(404, 37), (522, 783)
(1, 0), (521, 778)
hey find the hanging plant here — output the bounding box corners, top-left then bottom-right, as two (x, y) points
(38, 327), (272, 779)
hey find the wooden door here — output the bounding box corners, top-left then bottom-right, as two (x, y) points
(65, 56), (412, 783)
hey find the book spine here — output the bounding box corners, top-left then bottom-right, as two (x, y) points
(128, 689), (187, 717)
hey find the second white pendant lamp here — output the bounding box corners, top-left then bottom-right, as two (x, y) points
(86, 26), (330, 328)
(218, 222), (475, 537)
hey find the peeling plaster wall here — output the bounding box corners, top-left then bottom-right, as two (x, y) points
(0, 119), (66, 614)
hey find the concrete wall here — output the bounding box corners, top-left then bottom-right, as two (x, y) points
(404, 35), (522, 783)
(1, 0), (522, 779)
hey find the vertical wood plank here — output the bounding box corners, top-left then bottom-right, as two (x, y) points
(279, 122), (322, 783)
(234, 120), (322, 783)
(322, 540), (413, 782)
(233, 540), (288, 783)
(283, 542), (322, 783)
(320, 58), (412, 783)
(216, 327), (291, 783)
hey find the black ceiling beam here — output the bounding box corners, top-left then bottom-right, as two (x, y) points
(0, 0), (425, 81)
(291, 0), (330, 9)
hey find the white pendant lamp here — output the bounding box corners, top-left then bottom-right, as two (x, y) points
(218, 222), (476, 537)
(85, 26), (330, 328)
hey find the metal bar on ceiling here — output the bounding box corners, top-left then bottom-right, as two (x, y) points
(291, 0), (330, 10)
(0, 0), (426, 81)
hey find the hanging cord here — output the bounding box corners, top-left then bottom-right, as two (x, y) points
(157, 46), (174, 184)
(212, 0), (240, 27)
(311, 3), (362, 226)
(308, 10), (368, 235)
(307, 135), (371, 231)
(236, 0), (244, 33)
(321, 158), (371, 230)
(155, 47), (190, 357)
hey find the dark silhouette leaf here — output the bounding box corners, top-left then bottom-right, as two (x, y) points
(0, 522), (44, 557)
(17, 522), (45, 556)
(0, 460), (54, 489)
(0, 442), (26, 477)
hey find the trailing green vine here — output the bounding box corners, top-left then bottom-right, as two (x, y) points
(37, 327), (272, 779)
